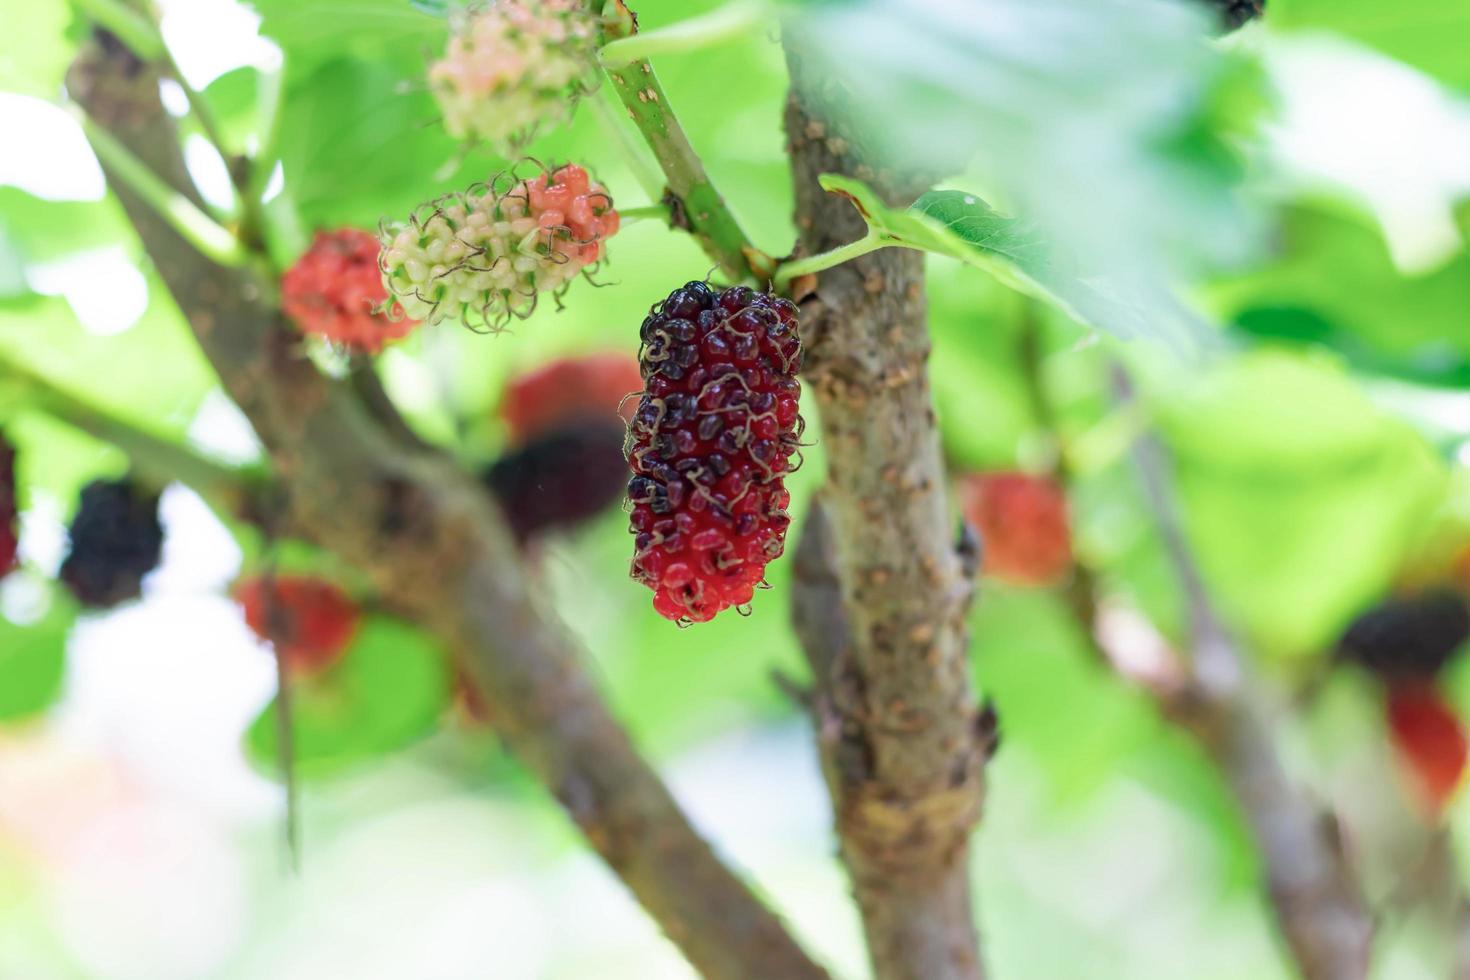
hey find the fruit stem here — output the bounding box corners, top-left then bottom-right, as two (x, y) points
(77, 108), (251, 268)
(587, 87), (667, 203)
(598, 3), (772, 280)
(70, 0), (165, 61)
(618, 202), (673, 223)
(598, 0), (770, 69)
(773, 231), (886, 287)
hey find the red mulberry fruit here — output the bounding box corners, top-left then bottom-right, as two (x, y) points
(281, 228), (419, 353)
(379, 164), (618, 331)
(59, 478), (164, 608)
(626, 282), (803, 624)
(430, 0), (597, 149)
(484, 420), (629, 542)
(234, 575), (360, 675)
(499, 351), (642, 446)
(959, 472), (1072, 587)
(1385, 679), (1467, 816)
(0, 435), (17, 577)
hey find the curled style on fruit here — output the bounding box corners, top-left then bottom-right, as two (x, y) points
(484, 420), (630, 543)
(625, 281), (803, 625)
(0, 435), (17, 578)
(429, 0), (597, 151)
(281, 228), (419, 353)
(59, 478), (164, 608)
(234, 575), (361, 676)
(378, 163), (619, 332)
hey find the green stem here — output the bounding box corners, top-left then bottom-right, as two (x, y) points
(78, 110), (250, 268)
(599, 4), (769, 280)
(0, 357), (266, 518)
(71, 0), (165, 60)
(243, 67), (286, 254)
(618, 202), (673, 222)
(588, 86), (666, 203)
(598, 0), (770, 69)
(773, 231), (885, 286)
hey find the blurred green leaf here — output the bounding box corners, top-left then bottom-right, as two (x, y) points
(1269, 0), (1470, 89)
(0, 589), (73, 722)
(0, 2), (72, 100)
(201, 66), (262, 156)
(246, 615), (452, 778)
(0, 187), (135, 266)
(1213, 203), (1470, 386)
(1158, 350), (1449, 658)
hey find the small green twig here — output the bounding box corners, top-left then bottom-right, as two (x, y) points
(0, 356), (265, 518)
(70, 0), (165, 61)
(599, 2), (769, 280)
(77, 110), (251, 268)
(773, 231), (885, 287)
(618, 202), (673, 223)
(598, 0), (770, 69)
(588, 87), (666, 204)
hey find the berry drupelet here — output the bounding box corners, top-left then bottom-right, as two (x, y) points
(59, 478), (164, 608)
(625, 282), (803, 624)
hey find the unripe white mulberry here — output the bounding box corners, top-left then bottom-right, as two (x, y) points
(430, 0), (597, 149)
(378, 164), (619, 330)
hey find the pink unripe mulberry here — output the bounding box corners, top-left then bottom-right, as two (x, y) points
(626, 282), (803, 625)
(378, 164), (618, 330)
(430, 0), (596, 149)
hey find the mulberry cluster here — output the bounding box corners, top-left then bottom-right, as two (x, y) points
(59, 478), (164, 608)
(500, 352), (642, 445)
(0, 435), (17, 577)
(484, 421), (629, 543)
(235, 575), (360, 675)
(281, 228), (419, 352)
(626, 282), (802, 624)
(379, 164), (618, 330)
(429, 0), (597, 149)
(959, 472), (1072, 587)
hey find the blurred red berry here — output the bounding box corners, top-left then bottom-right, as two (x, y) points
(1385, 679), (1467, 817)
(499, 352), (642, 446)
(959, 472), (1072, 587)
(234, 575), (360, 675)
(281, 228), (418, 353)
(0, 436), (16, 577)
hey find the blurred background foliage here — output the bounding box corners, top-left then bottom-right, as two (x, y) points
(1, 0), (1469, 977)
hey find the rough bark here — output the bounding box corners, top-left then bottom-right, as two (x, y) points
(69, 33), (828, 980)
(784, 40), (987, 980)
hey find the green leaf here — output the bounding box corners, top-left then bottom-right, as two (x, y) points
(1269, 0), (1470, 89)
(200, 67), (261, 156)
(249, 0), (446, 69)
(246, 615), (452, 778)
(0, 1), (73, 99)
(1157, 350), (1449, 658)
(0, 187), (135, 266)
(1212, 203), (1470, 385)
(821, 175), (1184, 343)
(0, 589), (73, 722)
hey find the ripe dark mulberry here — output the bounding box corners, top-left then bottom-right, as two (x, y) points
(484, 421), (629, 542)
(1338, 590), (1470, 680)
(625, 282), (802, 624)
(0, 435), (17, 577)
(499, 352), (642, 446)
(234, 575), (360, 675)
(59, 478), (164, 608)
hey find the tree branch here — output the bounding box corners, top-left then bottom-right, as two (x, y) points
(784, 34), (986, 980)
(1111, 364), (1374, 980)
(599, 1), (771, 280)
(68, 33), (829, 980)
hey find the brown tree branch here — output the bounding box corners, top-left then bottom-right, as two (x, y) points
(1112, 365), (1374, 980)
(783, 38), (987, 980)
(68, 33), (829, 980)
